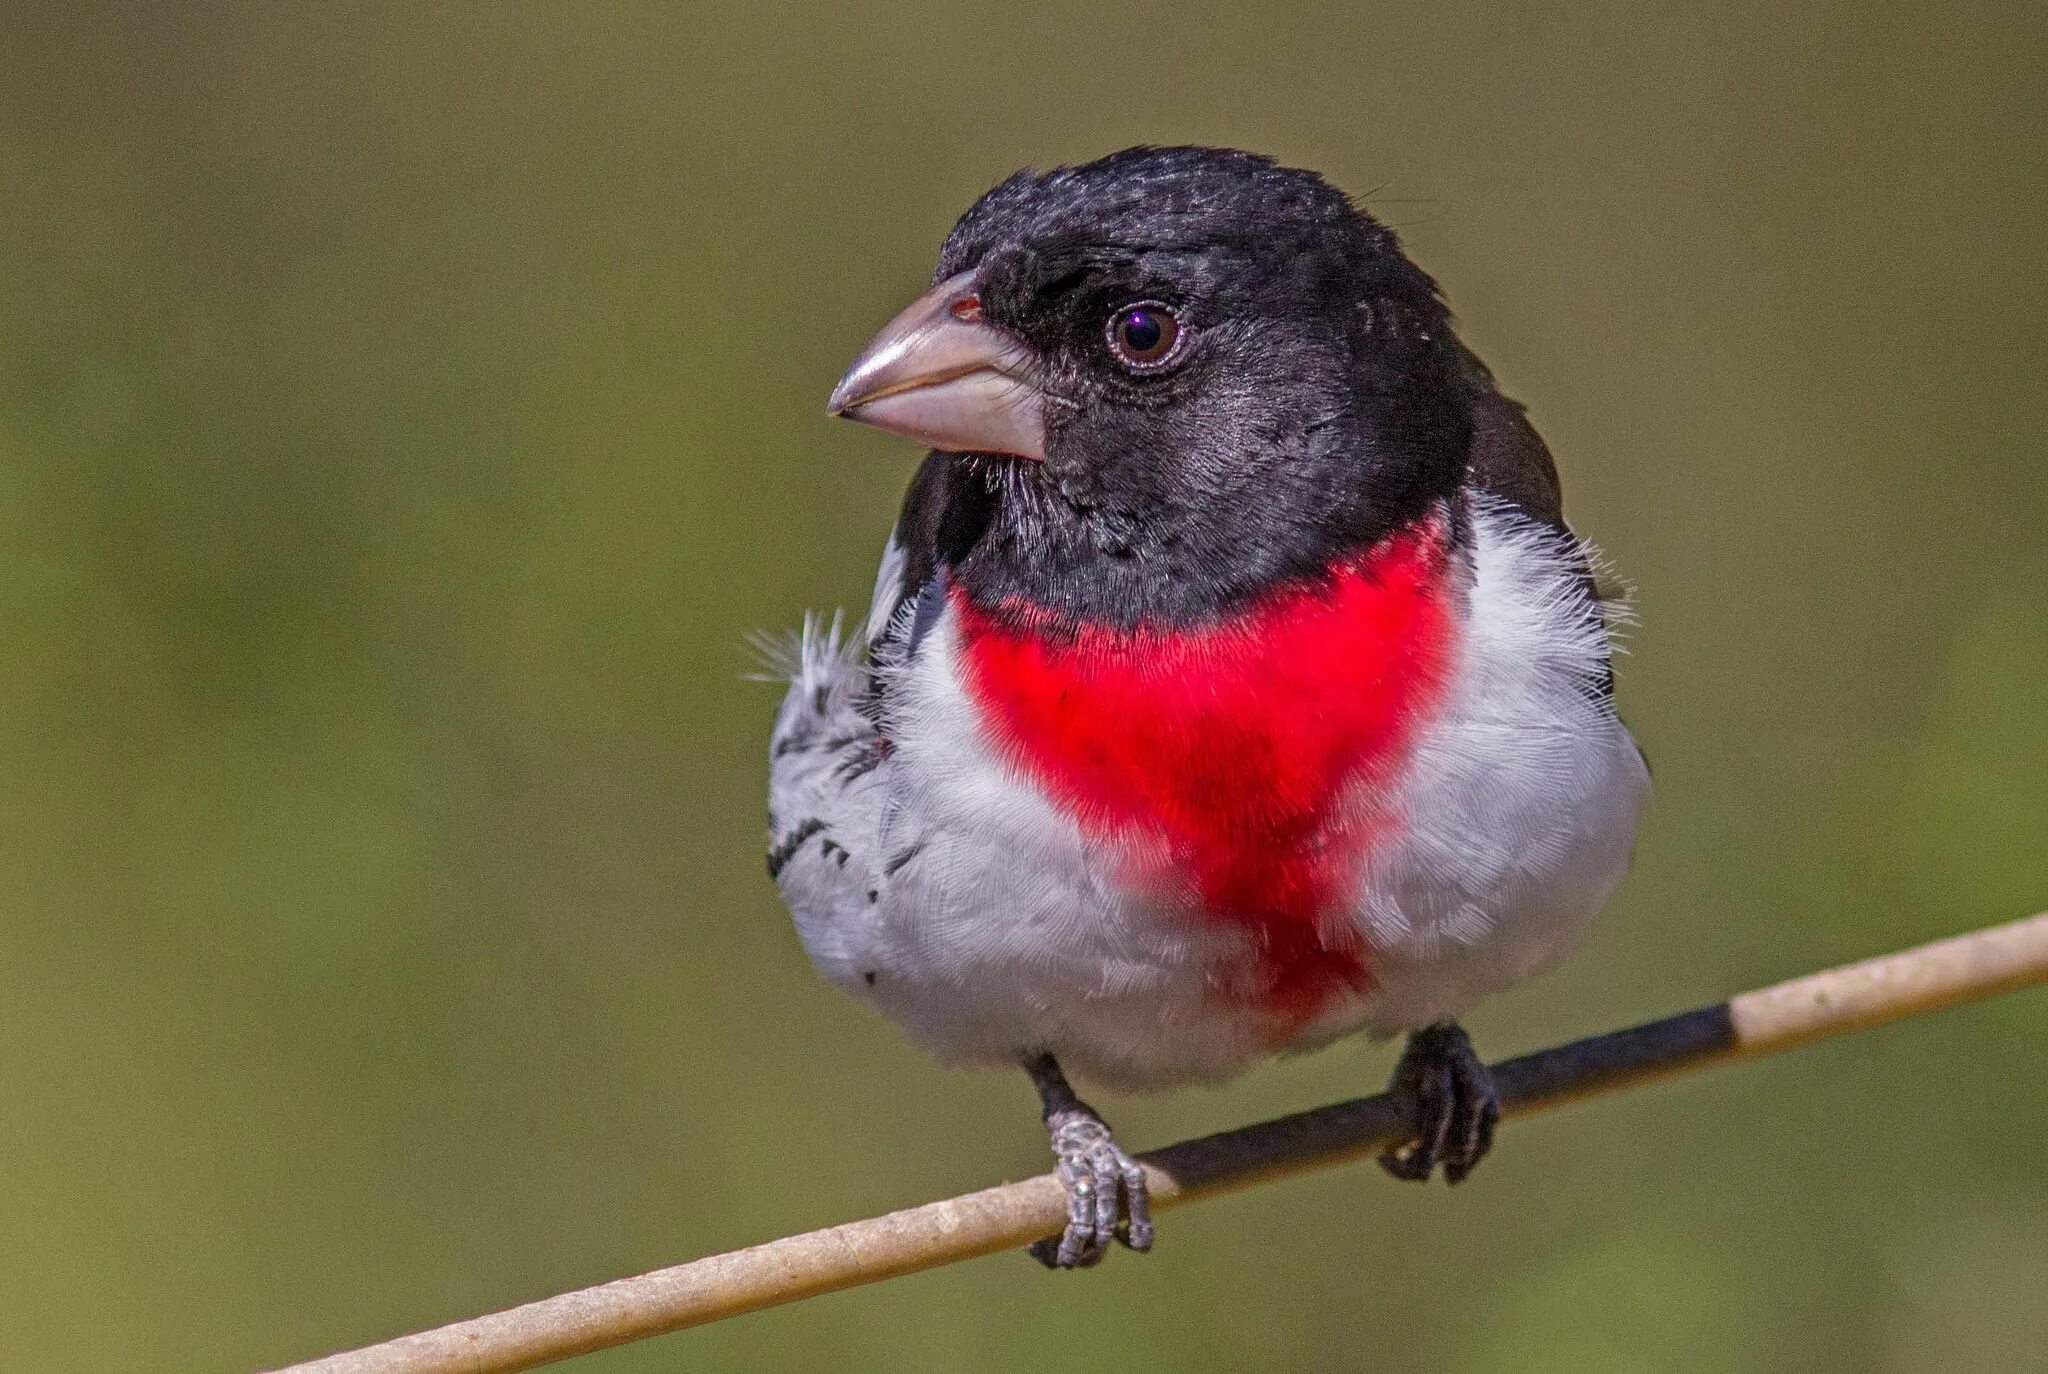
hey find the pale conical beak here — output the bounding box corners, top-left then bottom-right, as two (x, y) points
(827, 270), (1047, 462)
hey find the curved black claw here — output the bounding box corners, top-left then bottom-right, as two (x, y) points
(1378, 1023), (1500, 1186)
(1022, 1055), (1154, 1269)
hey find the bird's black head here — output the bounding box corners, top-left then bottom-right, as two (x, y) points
(830, 146), (1478, 628)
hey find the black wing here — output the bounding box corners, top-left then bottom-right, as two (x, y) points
(859, 453), (1002, 728)
(1457, 345), (1616, 702)
(1457, 344), (1565, 532)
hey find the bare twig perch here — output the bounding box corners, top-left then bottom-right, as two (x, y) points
(276, 909), (2048, 1374)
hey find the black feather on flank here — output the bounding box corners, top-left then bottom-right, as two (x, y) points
(766, 818), (826, 880)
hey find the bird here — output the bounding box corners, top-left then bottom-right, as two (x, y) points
(765, 145), (1649, 1269)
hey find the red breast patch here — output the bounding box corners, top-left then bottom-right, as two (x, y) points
(954, 515), (1457, 1025)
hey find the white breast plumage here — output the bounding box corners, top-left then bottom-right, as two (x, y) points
(766, 494), (1649, 1091)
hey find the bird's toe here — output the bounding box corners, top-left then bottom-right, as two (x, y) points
(1378, 1023), (1499, 1186)
(1033, 1109), (1151, 1269)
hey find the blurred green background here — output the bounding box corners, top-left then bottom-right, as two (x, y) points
(3, 4), (2044, 1370)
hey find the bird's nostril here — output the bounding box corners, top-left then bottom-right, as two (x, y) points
(949, 294), (983, 321)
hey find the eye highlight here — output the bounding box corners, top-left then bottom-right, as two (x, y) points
(1105, 301), (1185, 371)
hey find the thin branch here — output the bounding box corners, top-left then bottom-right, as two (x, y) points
(274, 909), (2048, 1374)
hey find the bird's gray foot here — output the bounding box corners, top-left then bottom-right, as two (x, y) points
(1023, 1055), (1153, 1269)
(1378, 1023), (1500, 1185)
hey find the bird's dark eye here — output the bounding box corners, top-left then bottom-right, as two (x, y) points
(1105, 301), (1184, 371)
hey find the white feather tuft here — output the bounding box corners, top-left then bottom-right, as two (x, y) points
(749, 609), (862, 706)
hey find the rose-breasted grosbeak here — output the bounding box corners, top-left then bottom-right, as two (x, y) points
(767, 146), (1649, 1269)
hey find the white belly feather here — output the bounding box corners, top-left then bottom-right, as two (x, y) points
(767, 497), (1649, 1091)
